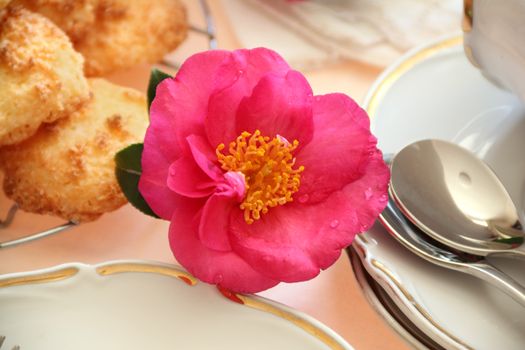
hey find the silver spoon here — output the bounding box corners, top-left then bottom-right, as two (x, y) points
(380, 195), (525, 307)
(390, 139), (525, 258)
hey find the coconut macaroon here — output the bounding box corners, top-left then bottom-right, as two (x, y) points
(14, 0), (188, 76)
(75, 0), (188, 76)
(12, 0), (96, 42)
(0, 78), (149, 222)
(0, 0), (11, 10)
(0, 6), (89, 146)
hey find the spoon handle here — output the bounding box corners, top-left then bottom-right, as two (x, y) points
(504, 243), (525, 259)
(469, 262), (525, 307)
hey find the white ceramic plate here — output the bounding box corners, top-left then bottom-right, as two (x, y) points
(352, 35), (525, 350)
(0, 260), (352, 350)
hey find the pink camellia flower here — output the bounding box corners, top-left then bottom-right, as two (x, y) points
(139, 48), (389, 293)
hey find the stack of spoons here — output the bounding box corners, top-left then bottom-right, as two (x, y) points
(381, 139), (525, 306)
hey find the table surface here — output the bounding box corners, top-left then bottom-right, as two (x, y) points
(0, 1), (412, 349)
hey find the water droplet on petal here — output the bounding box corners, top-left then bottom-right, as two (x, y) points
(298, 194), (309, 203)
(262, 255), (272, 262)
(364, 187), (373, 200)
(330, 219), (339, 228)
(169, 168), (177, 176)
(214, 274), (223, 283)
(360, 224), (368, 232)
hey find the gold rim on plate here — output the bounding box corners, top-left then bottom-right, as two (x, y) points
(0, 261), (350, 350)
(358, 35), (474, 350)
(365, 35), (462, 119)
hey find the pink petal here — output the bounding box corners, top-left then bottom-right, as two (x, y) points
(169, 199), (279, 293)
(229, 150), (389, 282)
(205, 48), (292, 148)
(235, 70), (314, 147)
(216, 171), (246, 201)
(299, 151), (389, 268)
(337, 150), (390, 233)
(295, 93), (376, 204)
(198, 194), (234, 251)
(229, 206), (324, 283)
(139, 142), (182, 219)
(166, 157), (215, 198)
(141, 51), (232, 218)
(148, 50), (230, 159)
(186, 134), (223, 181)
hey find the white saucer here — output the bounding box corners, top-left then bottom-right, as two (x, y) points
(352, 35), (525, 350)
(0, 260), (352, 350)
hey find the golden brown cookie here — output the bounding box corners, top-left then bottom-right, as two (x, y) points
(15, 0), (188, 76)
(78, 0), (188, 76)
(0, 78), (149, 222)
(0, 6), (89, 146)
(12, 0), (96, 42)
(0, 0), (11, 10)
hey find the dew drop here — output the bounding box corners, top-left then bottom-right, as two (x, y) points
(364, 187), (373, 200)
(169, 168), (177, 176)
(214, 274), (223, 283)
(330, 219), (339, 228)
(298, 194), (309, 203)
(262, 255), (272, 262)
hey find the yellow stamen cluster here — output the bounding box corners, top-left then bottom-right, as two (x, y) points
(216, 130), (304, 224)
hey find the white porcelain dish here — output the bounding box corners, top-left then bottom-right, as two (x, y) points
(352, 35), (525, 350)
(0, 260), (353, 350)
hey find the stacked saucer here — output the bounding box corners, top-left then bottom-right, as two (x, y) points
(349, 35), (525, 350)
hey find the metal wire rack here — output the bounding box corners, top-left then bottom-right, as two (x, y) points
(0, 0), (216, 249)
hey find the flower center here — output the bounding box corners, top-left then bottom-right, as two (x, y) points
(216, 130), (304, 224)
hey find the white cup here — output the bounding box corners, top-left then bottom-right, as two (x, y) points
(463, 0), (525, 99)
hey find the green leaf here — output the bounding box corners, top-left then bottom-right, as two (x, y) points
(115, 143), (159, 219)
(493, 236), (524, 245)
(147, 68), (172, 111)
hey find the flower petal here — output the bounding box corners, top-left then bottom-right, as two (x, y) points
(299, 151), (390, 268)
(205, 48), (292, 148)
(198, 194), (234, 251)
(295, 93), (376, 204)
(235, 70), (314, 147)
(139, 142), (182, 219)
(186, 134), (223, 181)
(229, 150), (389, 282)
(167, 157), (215, 198)
(141, 51), (232, 218)
(169, 199), (279, 293)
(338, 150), (390, 232)
(148, 50), (231, 159)
(229, 206), (323, 283)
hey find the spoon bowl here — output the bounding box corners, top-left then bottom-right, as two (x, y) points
(390, 139), (525, 258)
